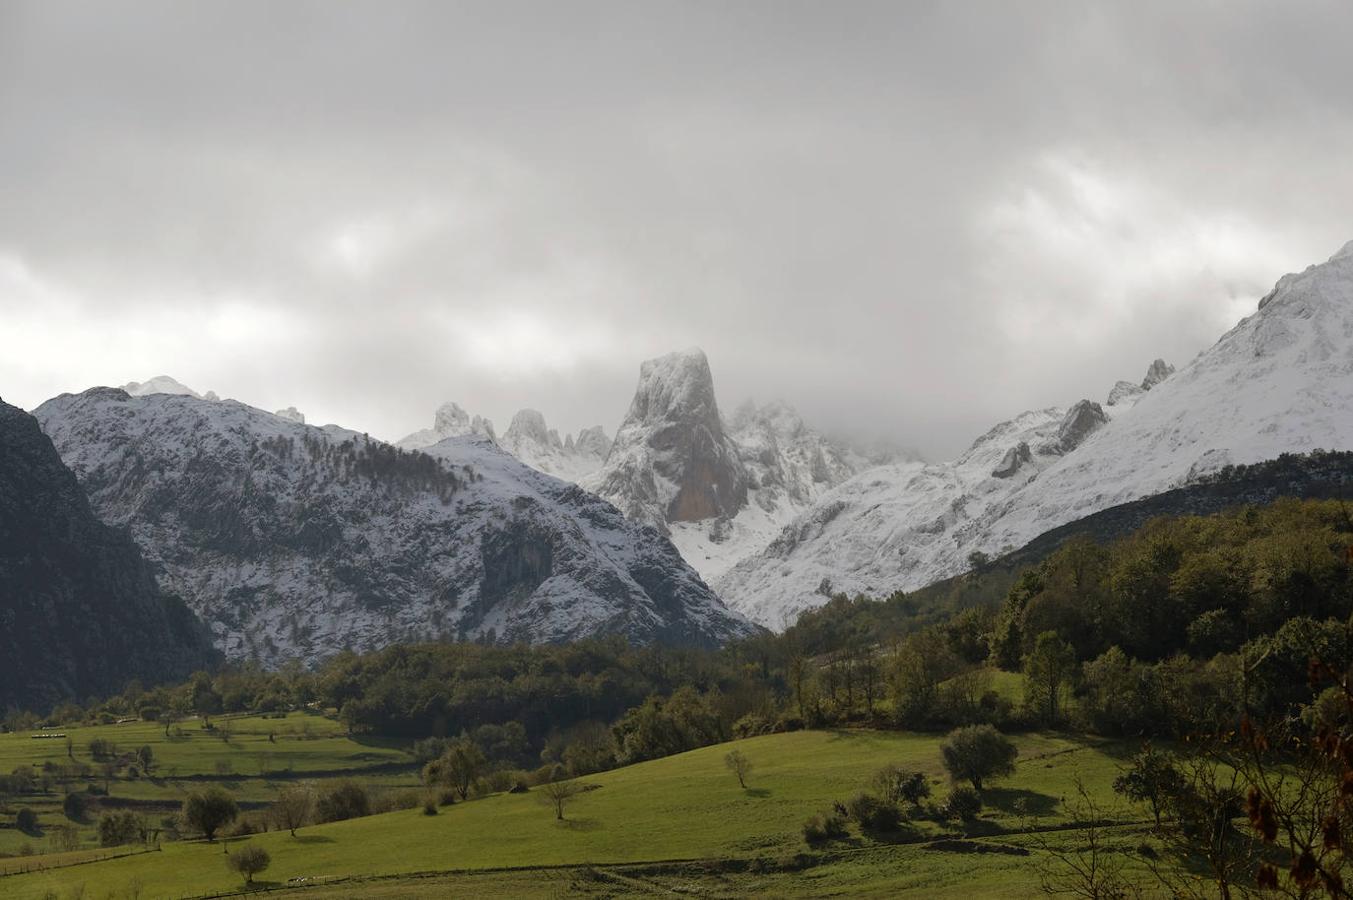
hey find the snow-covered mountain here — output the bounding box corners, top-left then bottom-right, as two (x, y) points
(398, 402), (610, 481)
(398, 401), (498, 448)
(1, 398), (217, 710)
(718, 240), (1353, 628)
(122, 374), (219, 401)
(499, 410), (612, 482)
(582, 349), (912, 583)
(34, 388), (756, 665)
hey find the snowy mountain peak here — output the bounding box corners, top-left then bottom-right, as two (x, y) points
(503, 409), (562, 452)
(273, 406), (305, 424)
(586, 348), (747, 530)
(1330, 239), (1353, 263)
(1141, 359), (1175, 390)
(398, 401), (497, 450)
(121, 375), (204, 399)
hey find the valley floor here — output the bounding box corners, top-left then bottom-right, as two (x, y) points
(0, 724), (1176, 899)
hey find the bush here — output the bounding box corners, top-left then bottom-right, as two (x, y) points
(315, 780), (370, 823)
(182, 787), (239, 841)
(802, 811), (849, 846)
(98, 811), (146, 847)
(945, 786), (982, 821)
(62, 792), (88, 821)
(846, 793), (904, 832)
(15, 807), (38, 833)
(422, 793), (438, 815)
(940, 725), (1018, 790)
(226, 845), (271, 885)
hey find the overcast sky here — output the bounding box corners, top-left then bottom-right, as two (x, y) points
(3, 1), (1352, 459)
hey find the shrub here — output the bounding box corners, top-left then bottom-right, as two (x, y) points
(226, 845), (271, 885)
(945, 786), (982, 821)
(182, 787), (238, 841)
(15, 807), (38, 833)
(940, 724), (1018, 790)
(422, 793), (438, 815)
(315, 780), (370, 823)
(802, 812), (849, 846)
(98, 811), (146, 847)
(62, 792), (88, 821)
(846, 793), (904, 832)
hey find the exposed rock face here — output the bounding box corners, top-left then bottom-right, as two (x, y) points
(586, 349), (748, 531)
(1141, 358), (1176, 390)
(398, 401), (498, 449)
(1042, 400), (1109, 455)
(34, 389), (755, 664)
(274, 406), (305, 424)
(0, 398), (218, 711)
(992, 441), (1032, 478)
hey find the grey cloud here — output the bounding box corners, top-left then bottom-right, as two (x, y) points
(2, 1), (1352, 457)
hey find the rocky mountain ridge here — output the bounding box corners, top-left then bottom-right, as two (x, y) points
(34, 389), (756, 665)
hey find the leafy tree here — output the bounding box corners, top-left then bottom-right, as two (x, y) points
(182, 787), (238, 841)
(945, 786), (982, 821)
(98, 811), (147, 847)
(889, 627), (959, 724)
(15, 807), (38, 834)
(315, 780), (370, 822)
(846, 793), (903, 832)
(135, 745), (154, 774)
(1112, 745), (1185, 831)
(940, 724), (1018, 791)
(62, 792), (88, 822)
(1023, 631), (1078, 725)
(226, 845), (271, 885)
(723, 749), (753, 789)
(422, 739), (486, 802)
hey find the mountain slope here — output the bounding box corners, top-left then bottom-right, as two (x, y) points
(33, 390), (756, 665)
(0, 399), (217, 712)
(718, 241), (1353, 627)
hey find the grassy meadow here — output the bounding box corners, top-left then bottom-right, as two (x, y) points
(0, 720), (1170, 899)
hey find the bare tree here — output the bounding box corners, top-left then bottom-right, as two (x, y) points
(271, 782), (315, 837)
(724, 750), (754, 789)
(539, 777), (585, 821)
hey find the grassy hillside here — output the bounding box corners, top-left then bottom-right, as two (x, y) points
(0, 712), (416, 858)
(2, 727), (1159, 899)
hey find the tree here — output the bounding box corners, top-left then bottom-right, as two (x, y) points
(724, 749), (753, 789)
(98, 811), (147, 847)
(1112, 745), (1184, 831)
(890, 627), (960, 725)
(226, 845), (271, 885)
(271, 783), (315, 837)
(182, 787), (238, 842)
(538, 777), (584, 820)
(16, 807), (39, 834)
(1023, 631), (1078, 725)
(314, 780), (370, 822)
(422, 738), (486, 801)
(940, 724), (1018, 791)
(135, 745), (154, 775)
(945, 786), (982, 821)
